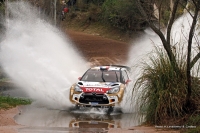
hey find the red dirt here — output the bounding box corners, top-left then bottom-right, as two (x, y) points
(66, 30), (130, 66)
(0, 107), (23, 133)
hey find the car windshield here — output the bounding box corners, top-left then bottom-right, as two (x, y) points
(81, 69), (120, 82)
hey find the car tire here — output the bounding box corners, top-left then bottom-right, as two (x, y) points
(107, 106), (114, 114)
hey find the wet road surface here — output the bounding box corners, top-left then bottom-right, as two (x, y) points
(14, 104), (143, 133)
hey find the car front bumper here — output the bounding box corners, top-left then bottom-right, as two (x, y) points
(71, 93), (119, 107)
(69, 84), (125, 107)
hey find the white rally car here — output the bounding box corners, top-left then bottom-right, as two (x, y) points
(69, 65), (132, 110)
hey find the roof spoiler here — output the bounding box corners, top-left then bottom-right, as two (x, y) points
(103, 65), (131, 71)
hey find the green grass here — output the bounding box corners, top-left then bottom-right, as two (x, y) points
(0, 96), (31, 110)
(0, 76), (31, 109)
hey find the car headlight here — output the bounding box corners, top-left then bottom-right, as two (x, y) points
(107, 87), (120, 94)
(74, 85), (82, 92)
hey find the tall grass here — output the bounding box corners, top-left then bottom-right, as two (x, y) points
(0, 96), (31, 110)
(134, 46), (200, 125)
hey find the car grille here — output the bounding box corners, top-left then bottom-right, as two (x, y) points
(79, 93), (109, 104)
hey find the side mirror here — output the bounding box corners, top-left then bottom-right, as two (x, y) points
(78, 77), (81, 80)
(125, 79), (131, 84)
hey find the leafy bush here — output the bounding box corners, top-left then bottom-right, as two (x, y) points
(101, 0), (146, 31)
(87, 3), (102, 22)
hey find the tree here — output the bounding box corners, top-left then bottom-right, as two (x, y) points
(135, 0), (200, 109)
(185, 0), (200, 108)
(101, 0), (147, 31)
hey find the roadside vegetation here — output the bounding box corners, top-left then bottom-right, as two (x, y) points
(0, 67), (31, 110)
(135, 46), (200, 131)
(0, 70), (31, 110)
(134, 0), (200, 133)
(0, 95), (31, 110)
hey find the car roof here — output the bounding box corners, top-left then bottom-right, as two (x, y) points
(90, 65), (130, 71)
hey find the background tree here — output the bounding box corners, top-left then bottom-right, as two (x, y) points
(185, 0), (200, 109)
(101, 0), (147, 31)
(136, 0), (200, 109)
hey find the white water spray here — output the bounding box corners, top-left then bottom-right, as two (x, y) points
(0, 1), (89, 109)
(120, 28), (162, 113)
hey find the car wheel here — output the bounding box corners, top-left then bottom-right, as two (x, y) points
(75, 104), (80, 110)
(107, 106), (114, 114)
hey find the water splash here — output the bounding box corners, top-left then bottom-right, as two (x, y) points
(0, 1), (89, 109)
(120, 28), (162, 113)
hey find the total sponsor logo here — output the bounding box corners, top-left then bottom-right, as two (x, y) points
(81, 87), (110, 93)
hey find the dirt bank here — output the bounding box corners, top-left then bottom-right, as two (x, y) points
(0, 107), (23, 133)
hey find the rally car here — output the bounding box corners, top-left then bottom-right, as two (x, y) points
(69, 65), (132, 110)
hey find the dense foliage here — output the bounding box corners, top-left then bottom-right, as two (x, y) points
(101, 0), (146, 31)
(0, 0), (188, 31)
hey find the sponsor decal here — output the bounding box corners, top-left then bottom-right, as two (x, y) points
(81, 82), (119, 87)
(86, 88), (103, 92)
(81, 87), (110, 93)
(85, 84), (101, 86)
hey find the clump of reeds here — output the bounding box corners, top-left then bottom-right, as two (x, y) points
(134, 46), (200, 125)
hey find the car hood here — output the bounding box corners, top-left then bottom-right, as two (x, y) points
(77, 81), (121, 93)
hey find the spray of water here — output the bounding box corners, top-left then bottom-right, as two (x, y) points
(120, 28), (162, 113)
(0, 1), (89, 109)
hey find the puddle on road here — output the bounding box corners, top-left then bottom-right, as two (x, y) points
(15, 104), (144, 132)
